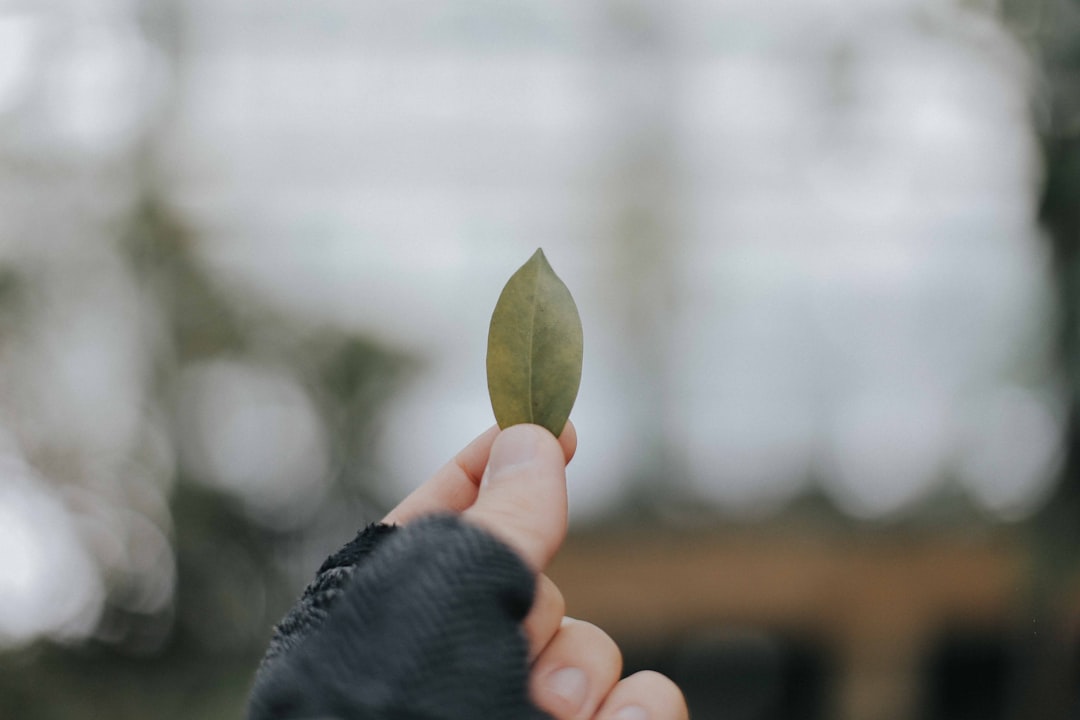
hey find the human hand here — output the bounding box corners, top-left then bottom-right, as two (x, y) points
(384, 422), (688, 720)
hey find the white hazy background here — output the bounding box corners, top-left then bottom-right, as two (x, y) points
(0, 0), (1063, 648)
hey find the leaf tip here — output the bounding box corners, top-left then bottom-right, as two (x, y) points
(531, 247), (554, 272)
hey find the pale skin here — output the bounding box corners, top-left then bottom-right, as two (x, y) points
(384, 422), (689, 720)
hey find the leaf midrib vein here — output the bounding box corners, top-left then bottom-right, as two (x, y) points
(526, 261), (539, 423)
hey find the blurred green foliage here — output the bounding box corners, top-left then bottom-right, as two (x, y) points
(0, 196), (412, 718)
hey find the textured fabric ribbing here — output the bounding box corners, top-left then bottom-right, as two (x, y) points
(247, 515), (551, 720)
(257, 522), (399, 669)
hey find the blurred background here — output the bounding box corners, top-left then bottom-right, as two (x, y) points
(0, 0), (1079, 718)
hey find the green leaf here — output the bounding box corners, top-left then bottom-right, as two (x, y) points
(486, 248), (583, 437)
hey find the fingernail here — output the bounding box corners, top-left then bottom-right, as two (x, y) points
(543, 666), (587, 710)
(486, 425), (539, 484)
(613, 706), (649, 720)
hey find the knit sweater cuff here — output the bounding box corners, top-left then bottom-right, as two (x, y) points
(248, 515), (550, 720)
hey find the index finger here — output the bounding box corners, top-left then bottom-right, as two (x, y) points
(383, 421), (577, 526)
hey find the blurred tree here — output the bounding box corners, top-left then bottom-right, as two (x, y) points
(0, 195), (411, 718)
(1004, 0), (1080, 716)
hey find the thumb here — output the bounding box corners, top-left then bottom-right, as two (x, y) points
(463, 424), (569, 571)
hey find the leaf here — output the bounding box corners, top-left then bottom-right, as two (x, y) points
(487, 248), (583, 437)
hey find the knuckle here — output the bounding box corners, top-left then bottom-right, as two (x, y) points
(629, 671), (688, 713)
(473, 498), (561, 567)
(564, 618), (623, 675)
(524, 577), (565, 659)
(542, 577), (566, 619)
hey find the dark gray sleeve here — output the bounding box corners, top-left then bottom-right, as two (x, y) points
(247, 514), (551, 720)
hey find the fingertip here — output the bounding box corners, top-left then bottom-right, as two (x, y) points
(486, 424), (564, 481)
(381, 424), (499, 525)
(531, 618), (623, 719)
(558, 420), (577, 464)
(597, 671), (689, 720)
(457, 424), (502, 485)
